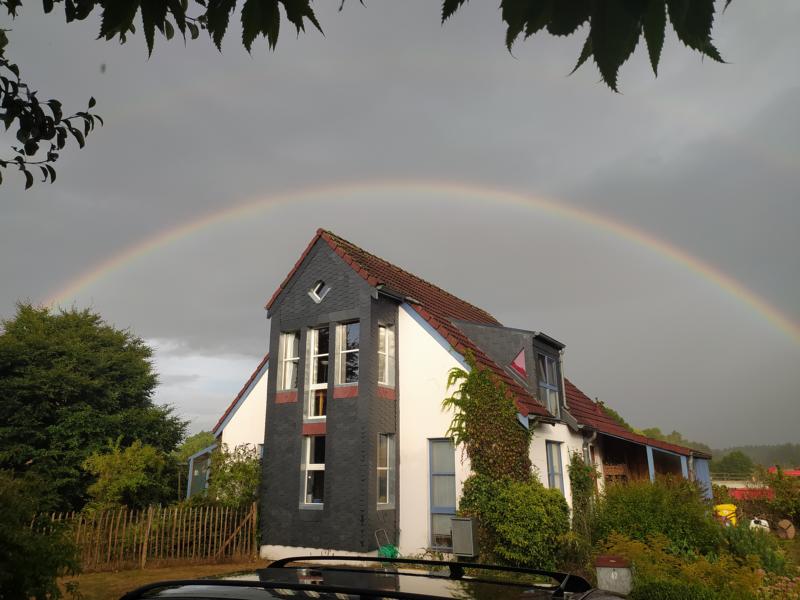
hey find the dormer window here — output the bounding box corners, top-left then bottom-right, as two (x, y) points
(537, 353), (561, 417)
(308, 280), (331, 304)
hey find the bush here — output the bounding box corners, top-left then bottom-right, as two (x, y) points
(603, 533), (763, 600)
(0, 472), (80, 600)
(460, 473), (569, 569)
(206, 443), (261, 509)
(722, 522), (787, 574)
(593, 477), (721, 554)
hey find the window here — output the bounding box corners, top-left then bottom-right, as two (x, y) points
(429, 439), (456, 549)
(336, 322), (359, 384)
(301, 435), (325, 504)
(306, 327), (329, 419)
(278, 331), (300, 390)
(378, 324), (396, 386)
(377, 434), (395, 506)
(308, 280), (331, 303)
(537, 353), (560, 416)
(546, 441), (564, 494)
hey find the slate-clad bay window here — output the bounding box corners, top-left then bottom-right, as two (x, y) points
(301, 435), (325, 505)
(546, 441), (564, 494)
(378, 324), (396, 387)
(306, 327), (329, 418)
(278, 331), (300, 390)
(377, 433), (395, 506)
(336, 322), (359, 384)
(429, 439), (456, 550)
(537, 353), (560, 416)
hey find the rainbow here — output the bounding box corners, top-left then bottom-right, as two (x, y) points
(43, 179), (800, 343)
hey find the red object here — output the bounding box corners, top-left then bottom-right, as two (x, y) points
(333, 385), (359, 399)
(302, 422), (327, 436)
(768, 467), (800, 477)
(729, 488), (774, 500)
(377, 386), (396, 400)
(510, 349), (527, 378)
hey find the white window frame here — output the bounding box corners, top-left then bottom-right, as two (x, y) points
(546, 440), (565, 494)
(278, 331), (300, 391)
(378, 324), (396, 387)
(429, 438), (456, 550)
(538, 353), (561, 417)
(308, 280), (331, 304)
(377, 433), (395, 507)
(301, 435), (325, 505)
(306, 327), (329, 420)
(336, 321), (360, 385)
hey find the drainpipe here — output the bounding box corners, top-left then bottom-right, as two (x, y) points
(583, 430), (597, 464)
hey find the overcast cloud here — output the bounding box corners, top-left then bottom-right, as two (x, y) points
(1, 1), (798, 448)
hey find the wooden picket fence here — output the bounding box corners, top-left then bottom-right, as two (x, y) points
(42, 503), (258, 572)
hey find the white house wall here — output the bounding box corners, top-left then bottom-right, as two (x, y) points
(220, 368), (268, 451)
(397, 304), (471, 556)
(529, 421), (585, 509)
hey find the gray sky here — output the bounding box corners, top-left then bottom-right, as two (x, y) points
(1, 1), (798, 449)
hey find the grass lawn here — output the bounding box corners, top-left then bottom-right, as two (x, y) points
(60, 560), (267, 600)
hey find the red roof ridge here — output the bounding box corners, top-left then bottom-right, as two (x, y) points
(212, 353), (270, 434)
(317, 229), (499, 325)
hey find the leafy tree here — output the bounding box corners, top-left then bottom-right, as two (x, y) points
(599, 401), (634, 431)
(0, 0), (732, 187)
(0, 303), (186, 510)
(205, 443), (261, 509)
(710, 449), (755, 476)
(715, 444), (800, 468)
(638, 426), (713, 454)
(0, 471), (80, 600)
(82, 438), (174, 509)
(175, 431), (216, 463)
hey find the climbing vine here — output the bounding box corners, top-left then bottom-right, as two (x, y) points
(442, 352), (531, 481)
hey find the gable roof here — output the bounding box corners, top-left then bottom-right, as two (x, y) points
(265, 229), (549, 417)
(212, 353), (269, 435)
(564, 379), (711, 459)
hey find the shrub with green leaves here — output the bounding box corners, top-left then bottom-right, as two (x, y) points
(460, 473), (569, 569)
(722, 522), (787, 575)
(0, 472), (80, 600)
(207, 443), (261, 509)
(593, 477), (721, 555)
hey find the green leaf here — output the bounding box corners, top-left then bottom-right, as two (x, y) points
(88, 96), (96, 109)
(441, 0), (468, 23)
(205, 0), (237, 50)
(23, 169), (33, 189)
(241, 0), (280, 52)
(590, 0), (643, 91)
(569, 34), (593, 76)
(666, 0), (723, 62)
(140, 0), (168, 55)
(281, 0), (323, 34)
(643, 0), (666, 75)
(46, 164), (56, 183)
(547, 0), (590, 37)
(99, 0), (141, 41)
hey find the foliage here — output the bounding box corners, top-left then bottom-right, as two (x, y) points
(712, 450), (756, 476)
(761, 466), (800, 524)
(716, 444), (800, 469)
(593, 477), (721, 555)
(598, 401), (633, 431)
(459, 473), (569, 570)
(713, 483), (734, 504)
(637, 426), (713, 454)
(175, 431), (216, 463)
(568, 451), (597, 536)
(83, 438), (176, 509)
(443, 353), (531, 481)
(0, 1), (732, 186)
(0, 303), (186, 510)
(603, 532), (763, 600)
(0, 471), (80, 600)
(721, 522), (787, 575)
(206, 444), (261, 509)
(757, 574), (800, 600)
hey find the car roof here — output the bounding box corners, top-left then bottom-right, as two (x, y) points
(120, 555), (620, 600)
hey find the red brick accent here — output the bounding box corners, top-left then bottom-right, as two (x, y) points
(377, 386), (396, 400)
(302, 422), (327, 436)
(333, 385), (358, 399)
(275, 390), (298, 404)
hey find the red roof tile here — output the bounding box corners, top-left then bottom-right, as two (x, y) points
(564, 379), (711, 458)
(212, 353), (269, 435)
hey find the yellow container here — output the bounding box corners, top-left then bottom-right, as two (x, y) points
(714, 503), (737, 526)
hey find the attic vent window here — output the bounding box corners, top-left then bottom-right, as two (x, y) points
(308, 280), (331, 304)
(510, 349), (527, 378)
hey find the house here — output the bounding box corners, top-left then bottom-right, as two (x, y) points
(222, 229), (712, 556)
(185, 354), (269, 498)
